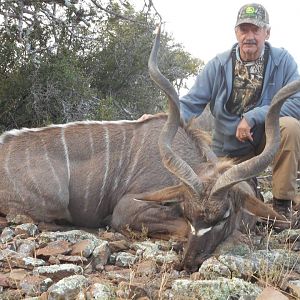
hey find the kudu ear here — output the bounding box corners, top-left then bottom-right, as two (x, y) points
(241, 192), (290, 226)
(134, 184), (185, 204)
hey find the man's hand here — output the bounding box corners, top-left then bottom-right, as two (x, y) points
(236, 117), (253, 142)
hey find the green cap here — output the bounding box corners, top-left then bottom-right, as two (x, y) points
(235, 3), (269, 28)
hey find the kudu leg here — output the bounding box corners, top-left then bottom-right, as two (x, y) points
(111, 194), (188, 241)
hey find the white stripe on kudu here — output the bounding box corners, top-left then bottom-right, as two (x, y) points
(96, 126), (110, 211)
(61, 127), (70, 182)
(83, 127), (95, 212)
(125, 129), (147, 186)
(25, 148), (43, 197)
(112, 127), (127, 192)
(41, 137), (63, 196)
(4, 144), (25, 202)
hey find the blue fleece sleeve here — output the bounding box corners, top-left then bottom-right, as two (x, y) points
(280, 53), (300, 119)
(180, 60), (216, 123)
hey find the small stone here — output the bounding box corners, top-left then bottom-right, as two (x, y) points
(71, 239), (98, 258)
(33, 264), (83, 282)
(256, 287), (288, 300)
(9, 268), (28, 281)
(6, 214), (34, 225)
(87, 282), (116, 300)
(115, 252), (137, 267)
(36, 240), (72, 257)
(15, 223), (39, 237)
(91, 241), (110, 267)
(17, 240), (36, 257)
(108, 239), (130, 252)
(20, 275), (53, 297)
(0, 227), (15, 243)
(47, 275), (89, 300)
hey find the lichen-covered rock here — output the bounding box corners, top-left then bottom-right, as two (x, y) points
(0, 227), (15, 243)
(91, 240), (110, 267)
(170, 278), (262, 300)
(71, 238), (99, 258)
(275, 228), (300, 243)
(16, 239), (37, 257)
(0, 249), (46, 269)
(15, 223), (39, 237)
(36, 240), (72, 257)
(198, 256), (231, 279)
(19, 275), (53, 297)
(39, 230), (98, 244)
(86, 282), (116, 300)
(115, 251), (137, 267)
(47, 274), (88, 300)
(218, 254), (258, 279)
(254, 249), (300, 274)
(133, 240), (179, 264)
(33, 263), (83, 281)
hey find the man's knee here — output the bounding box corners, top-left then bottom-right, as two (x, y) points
(279, 116), (300, 150)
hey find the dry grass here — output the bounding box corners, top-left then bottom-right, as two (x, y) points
(248, 220), (300, 299)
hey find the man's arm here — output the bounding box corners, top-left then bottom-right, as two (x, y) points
(180, 60), (216, 123)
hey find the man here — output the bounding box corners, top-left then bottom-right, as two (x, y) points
(180, 3), (300, 219)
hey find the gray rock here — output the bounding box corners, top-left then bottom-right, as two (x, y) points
(22, 257), (46, 269)
(0, 227), (15, 243)
(20, 275), (53, 296)
(133, 240), (179, 264)
(261, 191), (273, 203)
(0, 249), (45, 269)
(198, 256), (231, 279)
(170, 278), (262, 300)
(275, 228), (300, 243)
(15, 223), (39, 237)
(33, 263), (83, 281)
(17, 240), (37, 257)
(47, 274), (88, 300)
(92, 240), (110, 267)
(218, 255), (258, 279)
(115, 252), (137, 267)
(72, 238), (99, 258)
(39, 230), (98, 244)
(87, 282), (116, 300)
(255, 249), (300, 273)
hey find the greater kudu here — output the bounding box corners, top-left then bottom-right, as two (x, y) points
(0, 26), (299, 271)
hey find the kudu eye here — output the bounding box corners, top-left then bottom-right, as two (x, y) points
(223, 208), (231, 220)
(213, 208), (231, 230)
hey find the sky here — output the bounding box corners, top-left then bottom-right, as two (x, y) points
(134, 0), (300, 91)
(149, 0), (300, 63)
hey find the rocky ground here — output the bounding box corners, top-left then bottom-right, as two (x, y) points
(0, 173), (299, 300)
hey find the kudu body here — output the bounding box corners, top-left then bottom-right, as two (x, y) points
(0, 27), (299, 271)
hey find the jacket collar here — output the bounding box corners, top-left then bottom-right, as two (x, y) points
(216, 42), (285, 67)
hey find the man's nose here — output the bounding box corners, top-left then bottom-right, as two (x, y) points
(245, 30), (255, 39)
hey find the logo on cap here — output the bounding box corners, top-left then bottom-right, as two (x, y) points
(245, 6), (255, 15)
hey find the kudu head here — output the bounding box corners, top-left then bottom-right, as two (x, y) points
(145, 25), (300, 272)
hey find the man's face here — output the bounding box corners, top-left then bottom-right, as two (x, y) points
(235, 23), (270, 61)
